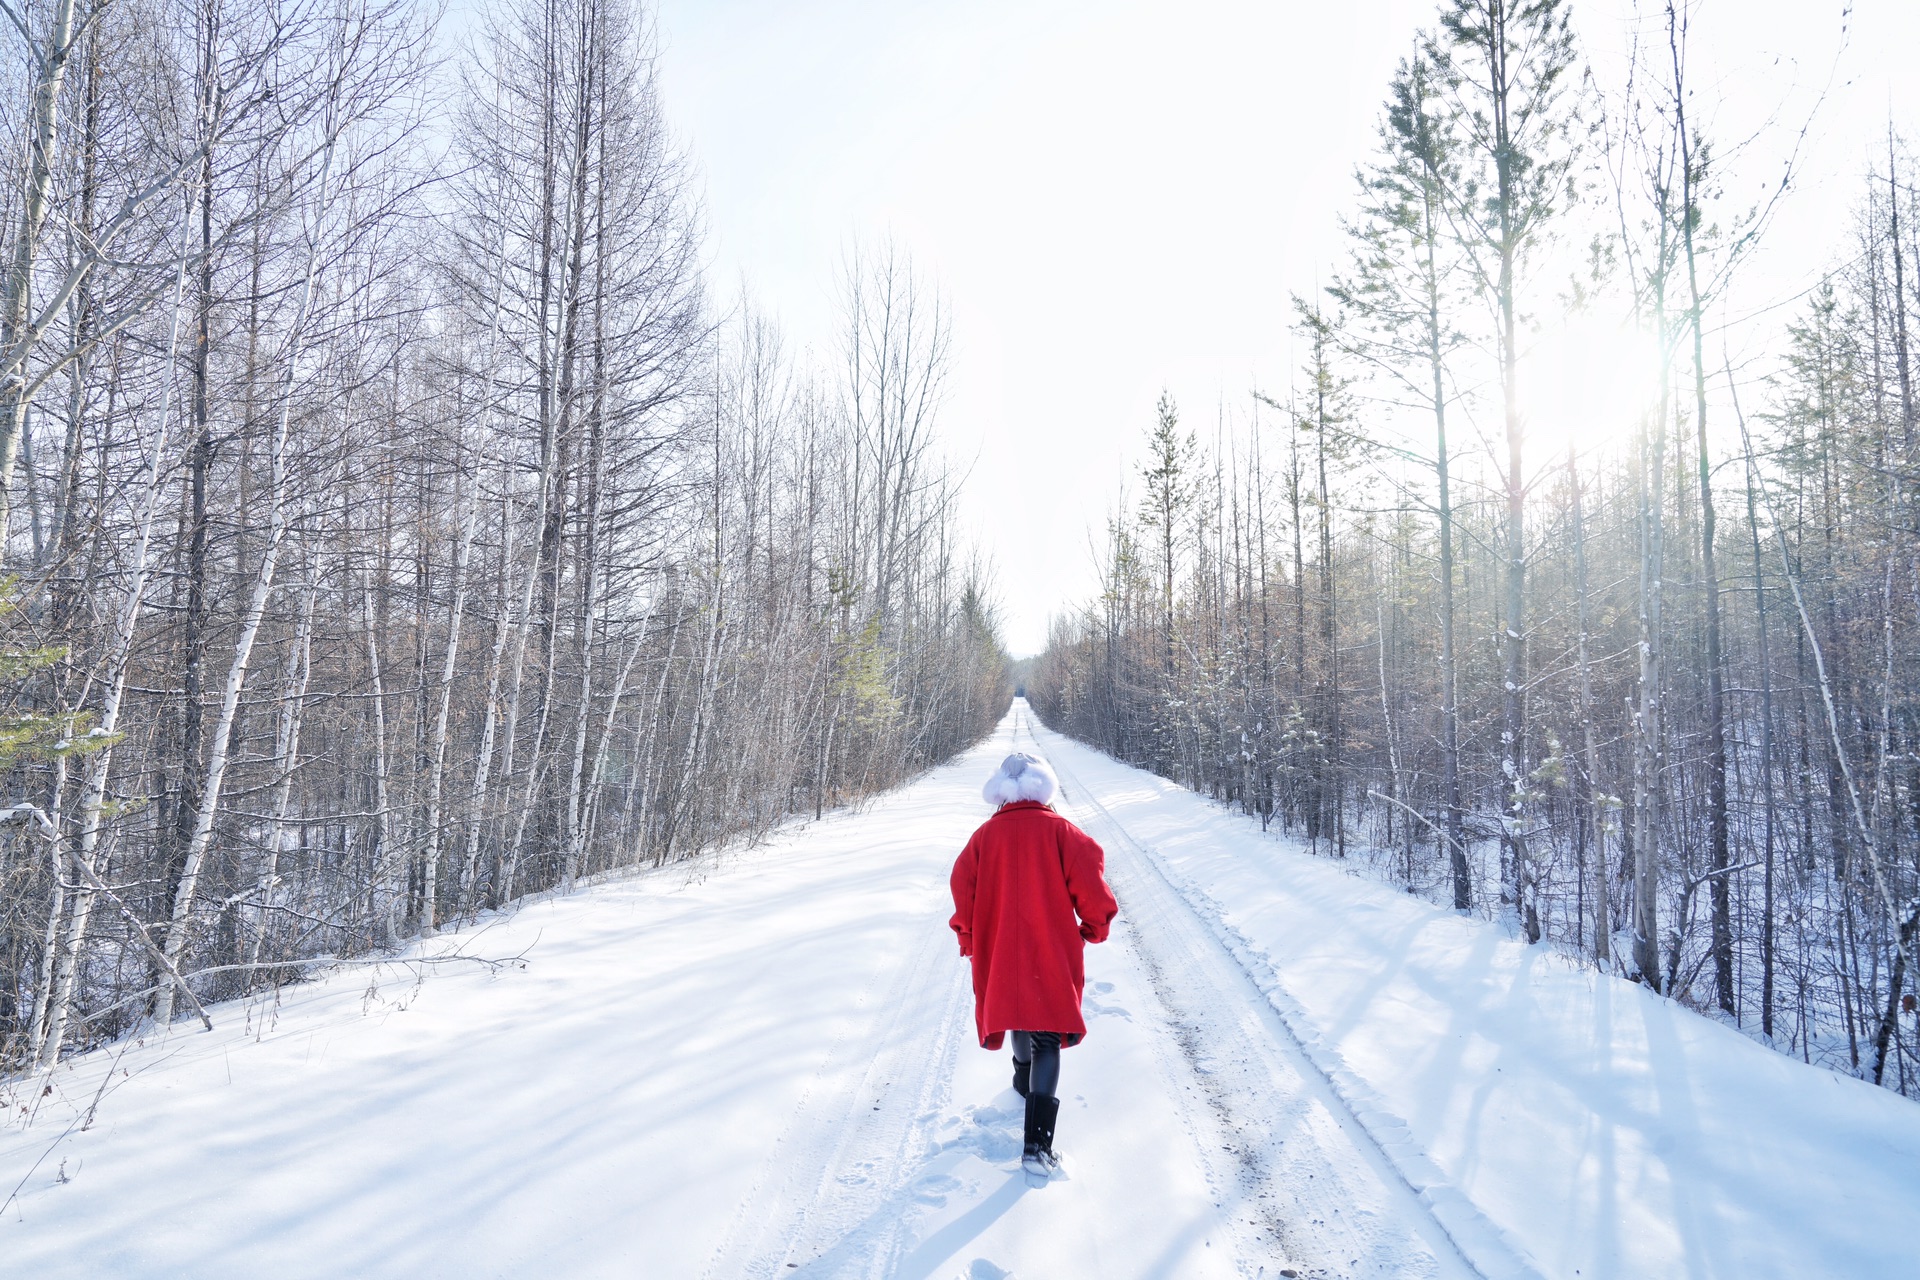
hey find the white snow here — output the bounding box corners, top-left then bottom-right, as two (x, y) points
(1031, 713), (1920, 1280)
(2, 701), (1915, 1279)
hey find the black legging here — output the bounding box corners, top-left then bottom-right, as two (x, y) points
(1010, 1030), (1061, 1098)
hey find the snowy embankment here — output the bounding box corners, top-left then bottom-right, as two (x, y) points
(3, 702), (1914, 1279)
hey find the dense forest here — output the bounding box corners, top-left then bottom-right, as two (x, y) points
(0, 0), (1008, 1073)
(1032, 0), (1920, 1095)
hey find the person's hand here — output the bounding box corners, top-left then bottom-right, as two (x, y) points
(1079, 921), (1106, 944)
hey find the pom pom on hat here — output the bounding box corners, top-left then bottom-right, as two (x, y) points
(983, 752), (1058, 807)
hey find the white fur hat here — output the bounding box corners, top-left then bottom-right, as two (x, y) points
(983, 752), (1058, 807)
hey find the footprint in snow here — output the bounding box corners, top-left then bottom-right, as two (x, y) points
(942, 1106), (1021, 1163)
(964, 1261), (1013, 1280)
(913, 1172), (962, 1206)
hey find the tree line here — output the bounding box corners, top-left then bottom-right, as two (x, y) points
(0, 0), (1008, 1074)
(1032, 0), (1920, 1095)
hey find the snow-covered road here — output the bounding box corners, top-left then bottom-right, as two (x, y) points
(5, 702), (1918, 1279)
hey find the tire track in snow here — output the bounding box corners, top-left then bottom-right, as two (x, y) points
(1042, 738), (1529, 1280)
(1096, 861), (1311, 1276)
(1009, 703), (1310, 1277)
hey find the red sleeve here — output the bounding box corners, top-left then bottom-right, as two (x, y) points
(949, 837), (979, 957)
(1060, 821), (1119, 944)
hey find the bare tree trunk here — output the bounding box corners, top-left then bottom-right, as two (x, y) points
(501, 588), (563, 903)
(562, 64), (608, 889)
(249, 576), (317, 981)
(34, 232), (194, 1069)
(363, 576), (395, 937)
(1498, 220), (1532, 940)
(1672, 17), (1733, 1012)
(155, 194), (328, 1022)
(1633, 387), (1668, 989)
(462, 485), (518, 912)
(561, 477), (600, 889)
(173, 14), (221, 901)
(49, 24), (103, 575)
(637, 601), (686, 859)
(23, 758), (68, 1061)
(418, 467), (483, 933)
(1313, 364), (1344, 858)
(1740, 411), (1778, 1037)
(664, 580), (726, 860)
(1374, 588), (1408, 885)
(578, 634), (645, 875)
(1433, 277), (1468, 909)
(1570, 445), (1610, 965)
(0, 0), (83, 538)
(489, 466), (550, 906)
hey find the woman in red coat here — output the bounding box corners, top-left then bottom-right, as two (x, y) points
(949, 752), (1119, 1180)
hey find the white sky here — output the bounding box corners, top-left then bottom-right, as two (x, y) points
(645, 0), (1920, 657)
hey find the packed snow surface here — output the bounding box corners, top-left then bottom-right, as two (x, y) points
(3, 702), (1917, 1278)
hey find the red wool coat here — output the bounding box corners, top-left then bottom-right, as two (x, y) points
(949, 800), (1120, 1050)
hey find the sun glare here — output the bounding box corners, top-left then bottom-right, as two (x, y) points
(1520, 313), (1663, 456)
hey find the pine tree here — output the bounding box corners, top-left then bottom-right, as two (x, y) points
(1432, 0), (1584, 941)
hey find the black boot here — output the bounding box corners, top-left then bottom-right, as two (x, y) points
(1021, 1093), (1060, 1181)
(1012, 1058), (1030, 1099)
